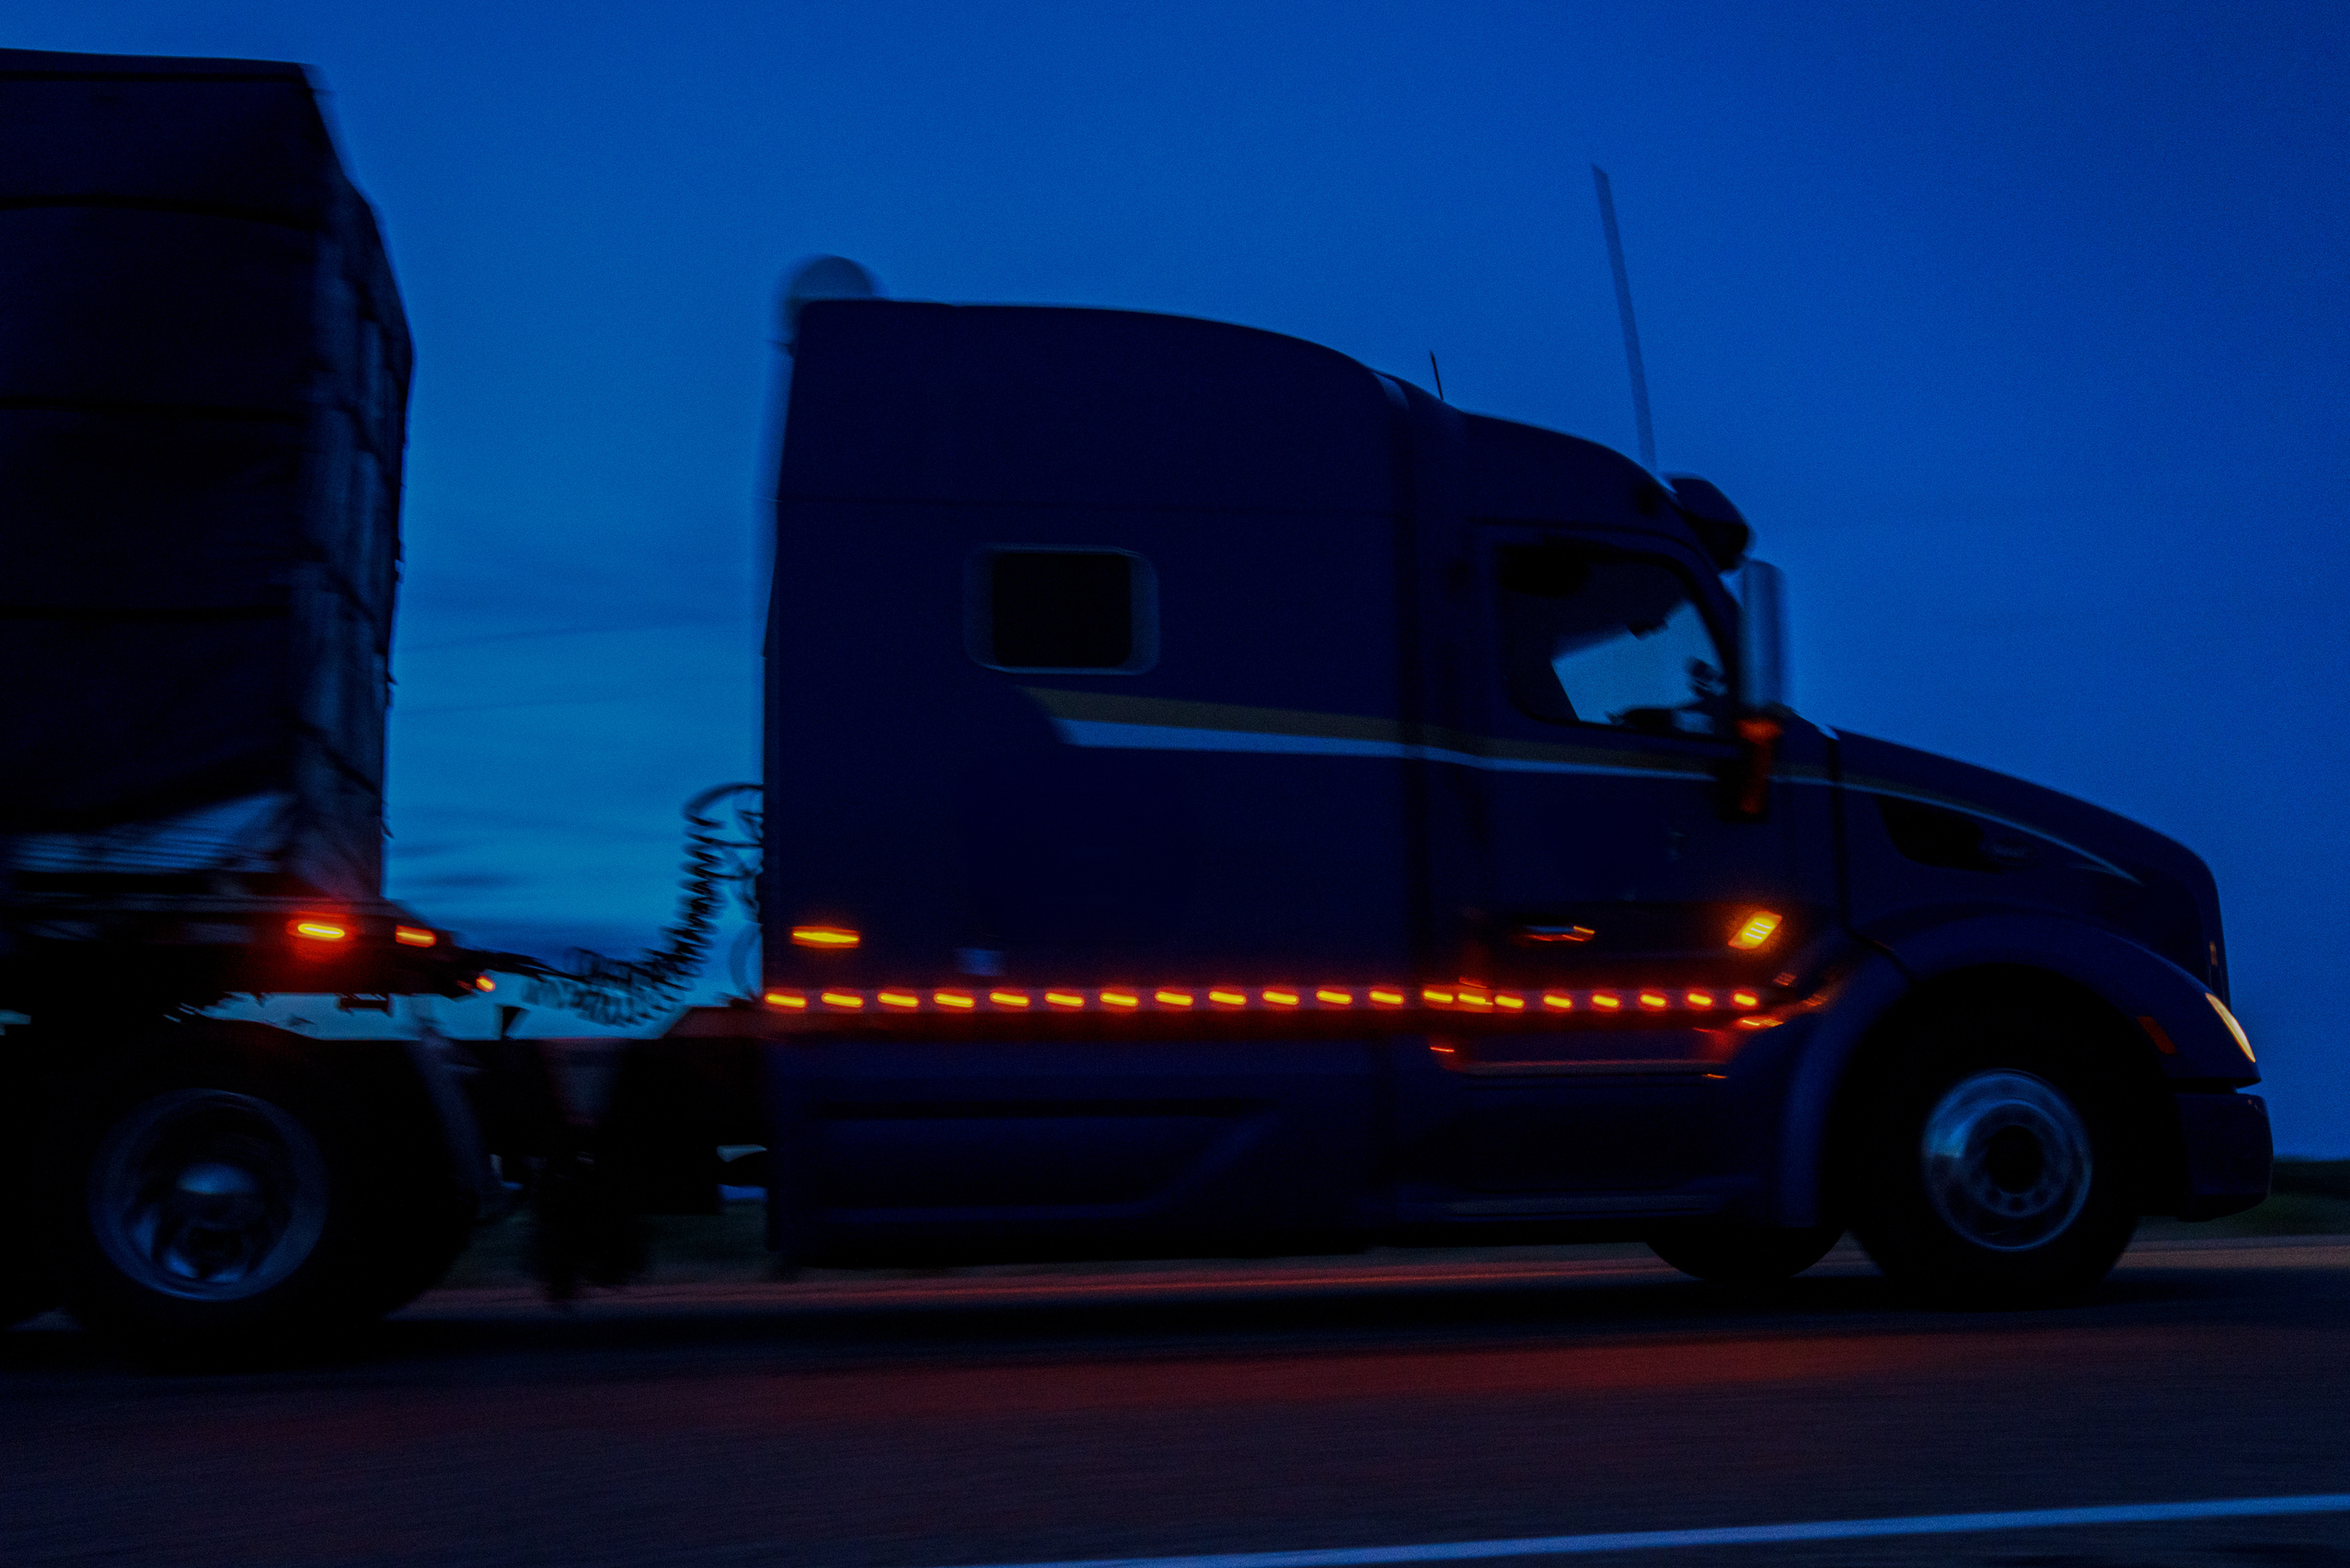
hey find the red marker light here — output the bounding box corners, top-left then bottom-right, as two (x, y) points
(878, 990), (921, 1009)
(290, 919), (349, 942)
(1494, 993), (1526, 1010)
(1686, 990), (1716, 1009)
(1638, 991), (1670, 1010)
(791, 926), (861, 950)
(395, 925), (437, 948)
(1592, 992), (1622, 1010)
(1731, 990), (1761, 1009)
(934, 989), (975, 1009)
(1315, 988), (1354, 1007)
(1262, 988), (1300, 1008)
(820, 990), (864, 1009)
(475, 975), (497, 993)
(1369, 987), (1407, 1008)
(1045, 990), (1086, 1009)
(1100, 989), (1141, 1009)
(1542, 992), (1574, 1011)
(1156, 989), (1195, 1009)
(988, 990), (1031, 1009)
(765, 990), (808, 1009)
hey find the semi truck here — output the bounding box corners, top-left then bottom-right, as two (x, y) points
(0, 46), (2273, 1346)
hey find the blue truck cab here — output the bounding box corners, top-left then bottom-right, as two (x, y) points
(751, 287), (2270, 1299)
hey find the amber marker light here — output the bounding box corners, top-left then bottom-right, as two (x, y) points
(1370, 987), (1407, 1008)
(1045, 991), (1086, 1009)
(475, 975), (497, 992)
(1423, 986), (1456, 1005)
(1729, 911), (1782, 951)
(934, 989), (975, 1009)
(1316, 988), (1354, 1007)
(1592, 991), (1622, 1010)
(395, 925), (437, 948)
(1686, 990), (1716, 1009)
(1101, 989), (1141, 1009)
(1731, 990), (1761, 1009)
(1639, 991), (1670, 1010)
(1262, 988), (1300, 1008)
(1156, 989), (1195, 1008)
(1542, 992), (1574, 1010)
(2206, 993), (2256, 1063)
(820, 990), (864, 1009)
(989, 990), (1031, 1009)
(290, 919), (350, 942)
(1494, 993), (1526, 1010)
(790, 926), (861, 950)
(879, 990), (921, 1009)
(765, 990), (808, 1009)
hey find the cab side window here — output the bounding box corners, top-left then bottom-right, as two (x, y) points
(1496, 542), (1725, 736)
(971, 547), (1158, 674)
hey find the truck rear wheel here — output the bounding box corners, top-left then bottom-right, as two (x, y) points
(1646, 1219), (1842, 1285)
(1848, 1003), (2138, 1306)
(61, 1043), (471, 1350)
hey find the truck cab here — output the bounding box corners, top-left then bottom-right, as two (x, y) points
(751, 289), (2269, 1298)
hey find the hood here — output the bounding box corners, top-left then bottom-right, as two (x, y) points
(1837, 732), (2227, 996)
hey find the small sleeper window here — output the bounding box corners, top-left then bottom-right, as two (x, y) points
(972, 548), (1157, 673)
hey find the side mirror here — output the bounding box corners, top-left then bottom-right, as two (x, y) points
(1726, 562), (1791, 821)
(1736, 560), (1790, 714)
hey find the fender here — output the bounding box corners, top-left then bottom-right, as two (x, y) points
(1768, 912), (2258, 1226)
(1870, 909), (2255, 1082)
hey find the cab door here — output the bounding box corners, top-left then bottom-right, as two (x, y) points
(1397, 525), (1831, 1206)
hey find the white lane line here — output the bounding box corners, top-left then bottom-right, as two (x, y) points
(936, 1493), (2350, 1568)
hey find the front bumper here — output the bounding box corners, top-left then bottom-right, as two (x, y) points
(2172, 1091), (2272, 1220)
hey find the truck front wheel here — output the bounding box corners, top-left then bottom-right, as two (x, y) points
(1848, 1008), (2138, 1305)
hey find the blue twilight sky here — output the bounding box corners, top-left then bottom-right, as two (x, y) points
(15, 2), (2348, 1150)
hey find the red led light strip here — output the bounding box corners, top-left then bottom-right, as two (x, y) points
(762, 983), (1780, 1026)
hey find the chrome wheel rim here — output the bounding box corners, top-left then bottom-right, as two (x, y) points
(88, 1090), (329, 1300)
(1919, 1070), (2092, 1252)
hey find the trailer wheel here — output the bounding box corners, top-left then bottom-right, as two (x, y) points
(62, 1048), (467, 1349)
(1646, 1219), (1841, 1285)
(1848, 1002), (2137, 1306)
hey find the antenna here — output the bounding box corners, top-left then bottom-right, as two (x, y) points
(1428, 351), (1446, 401)
(1591, 166), (1656, 471)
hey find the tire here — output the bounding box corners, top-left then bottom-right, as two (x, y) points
(1, 1278), (58, 1331)
(1648, 1219), (1842, 1285)
(1847, 999), (2138, 1306)
(61, 1037), (473, 1350)
(1, 1194), (60, 1329)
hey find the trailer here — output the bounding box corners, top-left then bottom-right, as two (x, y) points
(0, 48), (2272, 1347)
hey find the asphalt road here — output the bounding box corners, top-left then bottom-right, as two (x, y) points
(5, 1238), (2348, 1568)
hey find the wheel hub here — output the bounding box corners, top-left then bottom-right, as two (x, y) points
(88, 1090), (330, 1301)
(1918, 1070), (2092, 1251)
